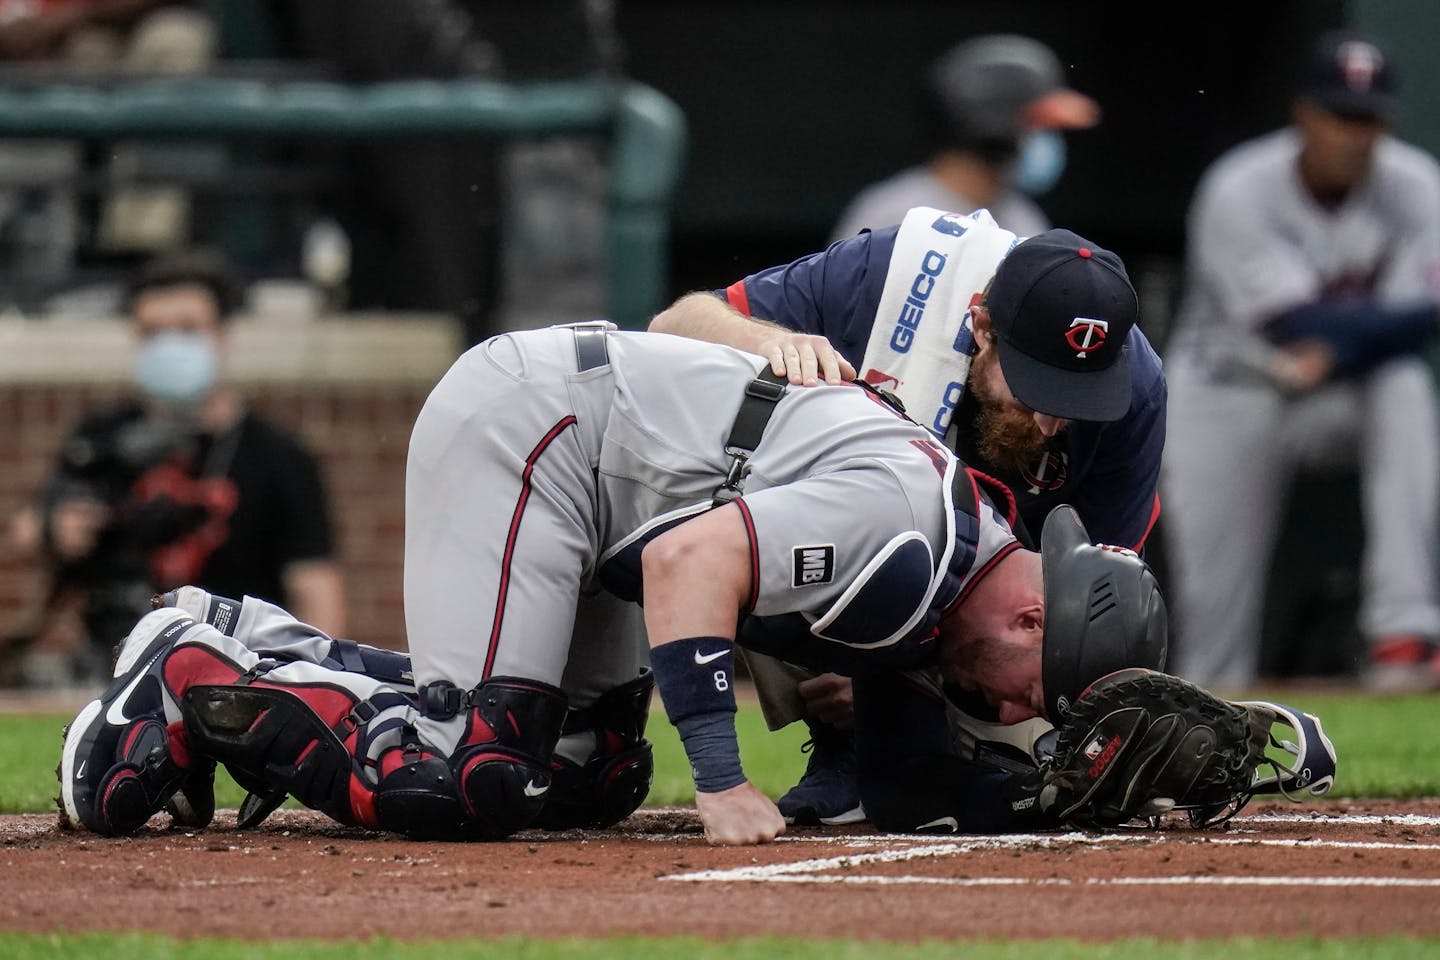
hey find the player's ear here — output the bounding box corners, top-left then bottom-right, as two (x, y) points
(971, 305), (993, 344)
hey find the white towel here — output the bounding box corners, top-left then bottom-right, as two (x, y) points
(859, 207), (1022, 437)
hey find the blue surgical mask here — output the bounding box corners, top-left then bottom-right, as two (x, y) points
(1014, 130), (1067, 197)
(133, 331), (219, 406)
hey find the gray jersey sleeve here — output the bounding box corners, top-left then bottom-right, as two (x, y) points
(1188, 158), (1319, 332)
(1372, 142), (1440, 303)
(739, 457), (938, 622)
(1189, 133), (1440, 334)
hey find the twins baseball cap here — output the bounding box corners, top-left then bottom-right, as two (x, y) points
(1302, 30), (1396, 122)
(986, 229), (1138, 421)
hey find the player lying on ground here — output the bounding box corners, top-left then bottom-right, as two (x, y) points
(57, 324), (1332, 844)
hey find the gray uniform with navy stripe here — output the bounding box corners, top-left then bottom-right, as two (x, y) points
(402, 324), (1016, 755)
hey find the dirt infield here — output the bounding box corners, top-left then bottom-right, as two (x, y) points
(2, 799), (1438, 941)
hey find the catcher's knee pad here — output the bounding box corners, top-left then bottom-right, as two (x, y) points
(451, 677), (568, 839)
(373, 751), (468, 840)
(533, 670), (655, 830)
(181, 684), (374, 827)
(381, 676), (568, 840)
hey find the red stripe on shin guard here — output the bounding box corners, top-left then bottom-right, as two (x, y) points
(253, 681), (360, 727)
(350, 776), (379, 828)
(163, 645), (245, 700)
(166, 721), (194, 769)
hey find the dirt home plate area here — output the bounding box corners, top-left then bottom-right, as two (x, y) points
(0, 799), (1437, 941)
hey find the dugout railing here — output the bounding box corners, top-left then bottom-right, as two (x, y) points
(0, 75), (686, 330)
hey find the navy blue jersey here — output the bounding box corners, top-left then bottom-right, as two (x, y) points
(720, 226), (1167, 551)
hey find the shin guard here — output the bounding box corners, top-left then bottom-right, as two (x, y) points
(376, 676), (567, 840)
(534, 670), (655, 830)
(453, 677), (567, 839)
(181, 683), (407, 828)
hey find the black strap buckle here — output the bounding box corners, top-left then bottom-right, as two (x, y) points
(712, 453), (752, 506)
(570, 321), (612, 372)
(418, 681), (465, 719)
(744, 376), (787, 401)
(712, 369), (787, 507)
(235, 659), (278, 686)
(337, 697), (381, 736)
(400, 722), (424, 761)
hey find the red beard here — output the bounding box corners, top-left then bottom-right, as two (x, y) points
(969, 347), (1053, 472)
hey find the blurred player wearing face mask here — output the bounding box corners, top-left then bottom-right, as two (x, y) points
(830, 33), (1100, 243)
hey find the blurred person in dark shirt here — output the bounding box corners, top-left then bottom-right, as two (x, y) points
(9, 248), (344, 681)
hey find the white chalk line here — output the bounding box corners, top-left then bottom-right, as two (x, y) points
(662, 836), (1440, 884)
(658, 811), (1440, 886)
(665, 873), (1440, 889)
(1233, 812), (1440, 827)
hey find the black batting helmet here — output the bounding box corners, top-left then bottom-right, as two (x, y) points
(1039, 505), (1167, 720)
(923, 34), (1098, 162)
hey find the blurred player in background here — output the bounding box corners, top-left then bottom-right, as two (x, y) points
(831, 33), (1099, 243)
(1163, 30), (1440, 694)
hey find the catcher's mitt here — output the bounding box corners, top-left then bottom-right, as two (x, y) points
(1036, 668), (1336, 829)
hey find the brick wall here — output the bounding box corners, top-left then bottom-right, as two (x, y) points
(0, 315), (462, 654)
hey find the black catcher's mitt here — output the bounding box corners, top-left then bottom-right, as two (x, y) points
(1036, 668), (1335, 828)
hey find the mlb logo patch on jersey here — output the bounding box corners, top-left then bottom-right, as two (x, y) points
(792, 545), (835, 587)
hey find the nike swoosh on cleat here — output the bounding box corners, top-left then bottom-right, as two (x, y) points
(105, 648), (168, 725)
(75, 759), (87, 780)
(523, 779), (550, 798)
(693, 648), (729, 665)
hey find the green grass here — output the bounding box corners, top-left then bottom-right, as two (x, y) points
(2, 934), (1439, 959)
(4, 693), (1439, 954)
(4, 688), (1436, 814)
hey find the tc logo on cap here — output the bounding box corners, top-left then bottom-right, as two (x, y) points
(985, 228), (1137, 421)
(1065, 317), (1109, 358)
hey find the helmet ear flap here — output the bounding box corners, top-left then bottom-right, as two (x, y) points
(1040, 505), (1169, 721)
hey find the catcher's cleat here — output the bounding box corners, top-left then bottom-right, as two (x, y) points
(777, 723), (866, 826)
(59, 609), (205, 835)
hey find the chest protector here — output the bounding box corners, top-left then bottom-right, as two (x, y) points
(739, 464), (1020, 674)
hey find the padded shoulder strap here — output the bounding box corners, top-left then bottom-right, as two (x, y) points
(952, 466), (1025, 545)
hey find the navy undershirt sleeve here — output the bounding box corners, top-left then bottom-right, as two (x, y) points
(1065, 339), (1167, 551)
(1266, 299), (1440, 376)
